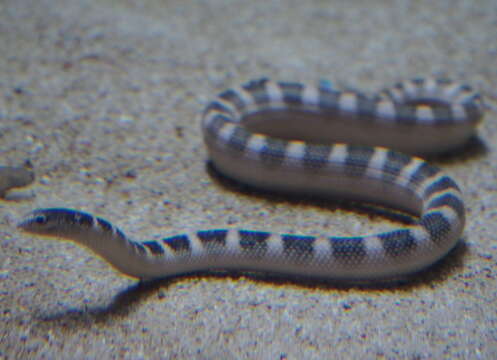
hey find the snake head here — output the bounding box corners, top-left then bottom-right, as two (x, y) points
(17, 208), (94, 237)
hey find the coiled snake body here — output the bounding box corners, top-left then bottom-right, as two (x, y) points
(18, 78), (484, 281)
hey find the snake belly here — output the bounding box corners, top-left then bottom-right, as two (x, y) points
(18, 78), (483, 281)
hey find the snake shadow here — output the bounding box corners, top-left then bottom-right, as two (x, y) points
(426, 135), (488, 164)
(34, 238), (467, 327)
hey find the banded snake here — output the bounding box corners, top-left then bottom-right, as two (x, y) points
(18, 78), (484, 281)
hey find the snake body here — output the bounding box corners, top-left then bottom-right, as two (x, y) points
(18, 78), (483, 281)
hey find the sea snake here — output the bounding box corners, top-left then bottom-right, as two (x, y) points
(18, 78), (484, 281)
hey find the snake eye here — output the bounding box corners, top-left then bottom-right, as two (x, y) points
(34, 215), (47, 225)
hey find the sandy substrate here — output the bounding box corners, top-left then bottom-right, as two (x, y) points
(1, 0), (496, 359)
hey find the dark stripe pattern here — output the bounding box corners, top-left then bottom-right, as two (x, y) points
(303, 144), (332, 169)
(427, 193), (465, 218)
(143, 241), (164, 255)
(378, 230), (417, 258)
(219, 89), (246, 112)
(204, 101), (234, 118)
(204, 114), (230, 138)
(242, 78), (270, 105)
(423, 176), (460, 199)
(393, 104), (418, 124)
(260, 138), (288, 166)
(278, 81), (304, 105)
(382, 150), (412, 185)
(420, 213), (451, 245)
(407, 162), (440, 188)
(164, 235), (191, 254)
(281, 235), (315, 263)
(356, 95), (378, 118)
(197, 230), (228, 254)
(227, 127), (251, 153)
(318, 88), (341, 110)
(344, 145), (375, 177)
(330, 237), (367, 264)
(429, 105), (452, 124)
(239, 230), (270, 258)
